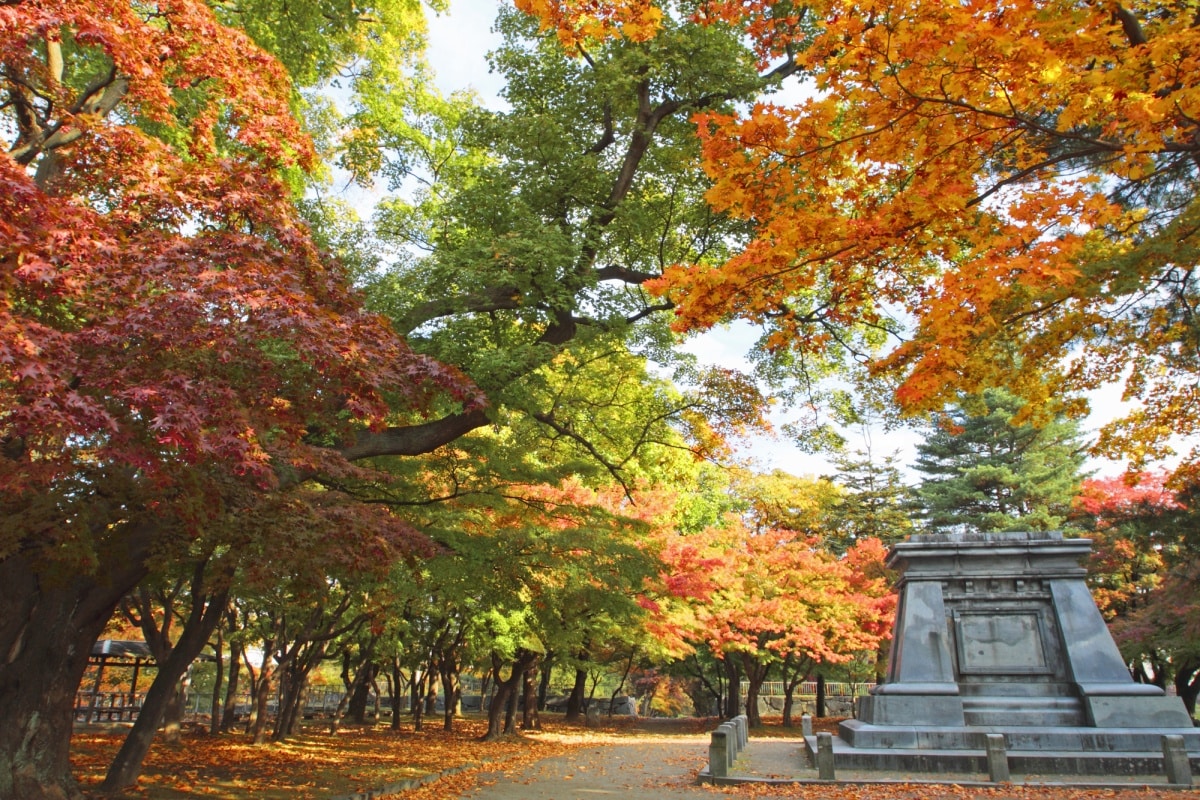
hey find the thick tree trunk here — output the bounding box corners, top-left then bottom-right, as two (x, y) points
(331, 648), (378, 735)
(483, 650), (538, 741)
(503, 678), (520, 735)
(348, 669), (374, 724)
(722, 658), (740, 718)
(521, 663), (540, 731)
(565, 667), (588, 722)
(0, 541), (150, 800)
(439, 656), (461, 732)
(101, 586), (227, 792)
(815, 673), (827, 718)
(1174, 657), (1200, 717)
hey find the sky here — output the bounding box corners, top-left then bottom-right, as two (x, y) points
(418, 0), (1139, 481)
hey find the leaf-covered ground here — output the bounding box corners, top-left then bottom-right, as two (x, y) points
(72, 716), (1199, 800)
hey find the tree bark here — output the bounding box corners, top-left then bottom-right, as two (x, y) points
(483, 650), (538, 740)
(740, 653), (770, 728)
(101, 584), (228, 792)
(0, 534), (151, 800)
(438, 650), (461, 732)
(1174, 657), (1200, 716)
(565, 667), (588, 722)
(722, 658), (740, 719)
(220, 638), (243, 733)
(815, 673), (827, 718)
(537, 657), (553, 712)
(779, 656), (810, 728)
(389, 660), (405, 731)
(209, 624), (225, 735)
(521, 663), (540, 731)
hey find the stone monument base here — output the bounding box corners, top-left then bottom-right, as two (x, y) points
(822, 720), (1200, 775)
(830, 531), (1200, 779)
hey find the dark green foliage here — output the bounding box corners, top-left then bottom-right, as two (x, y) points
(913, 388), (1086, 533)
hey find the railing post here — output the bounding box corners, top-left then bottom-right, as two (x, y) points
(985, 733), (1010, 782)
(816, 731), (836, 780)
(1163, 734), (1194, 787)
(709, 727), (729, 779)
(801, 713), (813, 737)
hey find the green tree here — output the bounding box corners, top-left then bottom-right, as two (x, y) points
(913, 389), (1086, 533)
(826, 447), (913, 552)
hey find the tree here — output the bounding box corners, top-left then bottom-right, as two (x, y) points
(689, 520), (890, 727)
(1072, 471), (1200, 713)
(913, 388), (1086, 532)
(826, 447), (913, 552)
(0, 4), (472, 797)
(521, 0), (1200, 482)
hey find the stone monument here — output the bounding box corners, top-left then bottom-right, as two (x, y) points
(824, 531), (1199, 776)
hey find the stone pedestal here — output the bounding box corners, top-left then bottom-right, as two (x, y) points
(821, 531), (1199, 776)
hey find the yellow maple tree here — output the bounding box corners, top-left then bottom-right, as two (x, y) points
(520, 0), (1200, 481)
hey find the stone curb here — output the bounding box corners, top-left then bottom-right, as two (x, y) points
(696, 771), (1200, 790)
(329, 756), (499, 800)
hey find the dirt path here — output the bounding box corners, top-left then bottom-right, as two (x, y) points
(450, 734), (718, 799)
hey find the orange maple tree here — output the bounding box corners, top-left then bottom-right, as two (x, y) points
(676, 521), (892, 727)
(519, 0), (1200, 480)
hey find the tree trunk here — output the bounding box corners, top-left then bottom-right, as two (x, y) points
(565, 667), (588, 722)
(779, 655), (810, 728)
(521, 662), (540, 731)
(411, 669), (428, 732)
(483, 650), (538, 741)
(389, 660), (404, 731)
(0, 540), (150, 800)
(251, 644), (276, 745)
(331, 648), (378, 735)
(220, 638), (243, 733)
(439, 655), (461, 732)
(537, 658), (553, 712)
(503, 676), (520, 735)
(722, 658), (740, 718)
(101, 586), (227, 791)
(1174, 657), (1200, 717)
(815, 673), (827, 718)
(209, 624), (224, 735)
(161, 679), (184, 745)
(740, 654), (770, 728)
(348, 668), (374, 724)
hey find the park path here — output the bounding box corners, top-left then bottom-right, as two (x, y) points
(449, 733), (808, 799)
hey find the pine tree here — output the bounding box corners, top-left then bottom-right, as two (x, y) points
(826, 448), (914, 552)
(913, 389), (1086, 533)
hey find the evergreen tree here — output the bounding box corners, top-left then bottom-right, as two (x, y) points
(827, 447), (914, 552)
(913, 389), (1086, 533)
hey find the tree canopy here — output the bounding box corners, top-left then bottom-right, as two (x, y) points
(522, 0), (1200, 481)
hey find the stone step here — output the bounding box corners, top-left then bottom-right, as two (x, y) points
(837, 719), (1200, 754)
(962, 695), (1087, 727)
(964, 708), (1087, 727)
(959, 682), (1079, 698)
(962, 696), (1082, 710)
